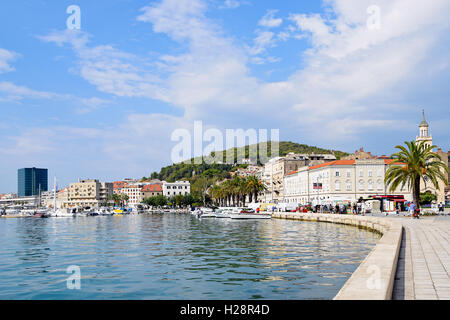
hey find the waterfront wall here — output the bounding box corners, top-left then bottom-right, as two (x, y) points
(271, 212), (403, 300)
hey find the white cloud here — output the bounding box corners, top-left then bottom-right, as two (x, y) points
(0, 81), (113, 115)
(33, 0), (450, 170)
(76, 97), (112, 114)
(258, 10), (283, 28)
(39, 30), (168, 101)
(0, 48), (19, 74)
(249, 31), (276, 55)
(0, 81), (62, 101)
(219, 0), (248, 10)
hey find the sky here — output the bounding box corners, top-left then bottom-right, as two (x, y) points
(0, 0), (449, 193)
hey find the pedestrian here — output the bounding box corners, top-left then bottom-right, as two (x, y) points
(409, 202), (416, 218)
(361, 201), (366, 216)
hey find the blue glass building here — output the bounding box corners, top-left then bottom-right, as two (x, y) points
(18, 168), (48, 197)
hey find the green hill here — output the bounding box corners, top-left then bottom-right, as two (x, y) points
(148, 141), (349, 182)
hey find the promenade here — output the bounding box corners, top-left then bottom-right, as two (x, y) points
(392, 216), (450, 300)
(272, 211), (450, 300)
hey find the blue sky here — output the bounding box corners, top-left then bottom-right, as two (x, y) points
(0, 0), (449, 193)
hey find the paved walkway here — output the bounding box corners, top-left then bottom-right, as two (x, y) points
(393, 216), (450, 300)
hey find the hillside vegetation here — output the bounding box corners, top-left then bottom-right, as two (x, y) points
(148, 141), (348, 182)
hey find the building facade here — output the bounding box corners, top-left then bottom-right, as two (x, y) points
(142, 184), (163, 198)
(18, 167), (48, 197)
(262, 153), (337, 203)
(162, 181), (191, 197)
(66, 179), (113, 208)
(283, 159), (413, 205)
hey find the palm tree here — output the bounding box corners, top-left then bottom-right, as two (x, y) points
(230, 176), (244, 206)
(120, 194), (129, 207)
(238, 177), (249, 207)
(385, 141), (448, 207)
(221, 180), (232, 206)
(109, 194), (121, 207)
(209, 184), (223, 206)
(245, 176), (266, 203)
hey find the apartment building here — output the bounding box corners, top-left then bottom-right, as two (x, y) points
(262, 153), (337, 203)
(283, 159), (413, 205)
(162, 181), (190, 197)
(120, 184), (145, 206)
(67, 179), (113, 208)
(142, 184), (163, 198)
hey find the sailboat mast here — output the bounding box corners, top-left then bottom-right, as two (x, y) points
(53, 177), (57, 210)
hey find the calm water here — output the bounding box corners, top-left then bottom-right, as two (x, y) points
(0, 214), (380, 300)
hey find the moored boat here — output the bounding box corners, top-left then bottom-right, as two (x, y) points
(229, 207), (272, 219)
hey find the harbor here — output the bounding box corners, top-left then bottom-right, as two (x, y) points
(0, 212), (380, 300)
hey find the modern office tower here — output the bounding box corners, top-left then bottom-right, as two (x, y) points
(18, 167), (48, 197)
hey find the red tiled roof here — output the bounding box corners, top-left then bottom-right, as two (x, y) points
(286, 170), (298, 176)
(308, 160), (355, 170)
(384, 159), (407, 166)
(113, 181), (128, 189)
(142, 184), (162, 192)
(384, 159), (397, 165)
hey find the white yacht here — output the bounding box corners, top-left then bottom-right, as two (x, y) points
(229, 207), (272, 220)
(50, 208), (76, 217)
(193, 207), (216, 218)
(99, 207), (113, 216)
(215, 207), (234, 218)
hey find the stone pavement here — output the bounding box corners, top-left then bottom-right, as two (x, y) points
(393, 216), (450, 300)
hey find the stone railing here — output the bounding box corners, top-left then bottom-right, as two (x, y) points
(271, 212), (403, 300)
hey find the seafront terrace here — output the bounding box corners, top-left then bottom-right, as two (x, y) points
(271, 212), (450, 300)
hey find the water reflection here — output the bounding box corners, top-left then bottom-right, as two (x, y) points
(0, 214), (380, 300)
(15, 219), (51, 275)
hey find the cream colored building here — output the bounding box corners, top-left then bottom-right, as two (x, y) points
(262, 153), (336, 203)
(120, 184), (145, 206)
(66, 179), (113, 208)
(56, 188), (69, 208)
(283, 159), (413, 205)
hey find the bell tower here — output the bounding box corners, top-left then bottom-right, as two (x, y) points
(416, 110), (433, 150)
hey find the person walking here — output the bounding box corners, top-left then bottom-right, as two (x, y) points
(409, 202), (418, 219)
(361, 201), (366, 216)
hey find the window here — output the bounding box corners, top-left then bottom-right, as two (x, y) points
(346, 180), (352, 190)
(378, 180), (383, 190)
(377, 170), (382, 177)
(368, 180), (374, 190)
(359, 180), (364, 190)
(359, 170), (364, 177)
(335, 171), (340, 177)
(335, 181), (341, 191)
(346, 170), (351, 178)
(368, 170), (373, 177)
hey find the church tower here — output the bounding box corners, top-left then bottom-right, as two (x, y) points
(416, 110), (433, 150)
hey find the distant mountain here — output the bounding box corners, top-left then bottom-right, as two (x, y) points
(148, 141), (349, 182)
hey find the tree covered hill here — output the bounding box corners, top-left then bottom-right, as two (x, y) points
(148, 141), (349, 183)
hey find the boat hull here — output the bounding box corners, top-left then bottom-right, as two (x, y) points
(229, 214), (272, 219)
